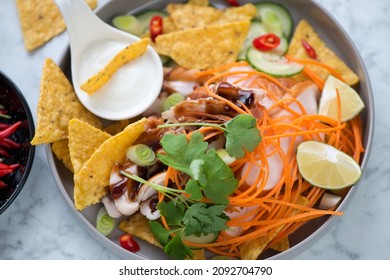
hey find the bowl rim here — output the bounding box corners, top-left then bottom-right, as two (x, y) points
(46, 0), (375, 259)
(0, 71), (36, 215)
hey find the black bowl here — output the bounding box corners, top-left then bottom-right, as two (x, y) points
(0, 71), (35, 215)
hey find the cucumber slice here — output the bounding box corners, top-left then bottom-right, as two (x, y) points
(112, 15), (145, 36)
(272, 35), (289, 56)
(238, 21), (267, 60)
(136, 10), (168, 33)
(181, 232), (217, 244)
(238, 21), (289, 60)
(247, 47), (303, 77)
(255, 2), (294, 39)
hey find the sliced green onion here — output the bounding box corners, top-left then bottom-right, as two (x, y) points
(162, 93), (185, 111)
(126, 144), (156, 166)
(96, 207), (115, 236)
(112, 15), (145, 36)
(216, 149), (236, 165)
(0, 113), (11, 120)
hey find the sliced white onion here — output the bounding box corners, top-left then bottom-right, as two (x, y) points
(140, 196), (160, 220)
(114, 193), (139, 216)
(137, 184), (157, 203)
(102, 196), (122, 218)
(109, 166), (122, 186)
(164, 81), (198, 96)
(319, 193), (342, 210)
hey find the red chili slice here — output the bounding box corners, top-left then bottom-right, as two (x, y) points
(301, 39), (317, 59)
(119, 234), (140, 253)
(149, 15), (163, 43)
(225, 0), (240, 6)
(252, 34), (281, 51)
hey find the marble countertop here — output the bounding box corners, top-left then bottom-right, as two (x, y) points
(0, 0), (389, 260)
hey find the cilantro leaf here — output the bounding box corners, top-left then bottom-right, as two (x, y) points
(149, 221), (171, 246)
(189, 159), (207, 187)
(164, 233), (193, 260)
(223, 114), (262, 158)
(185, 179), (203, 201)
(157, 132), (208, 174)
(183, 203), (229, 236)
(157, 201), (185, 226)
(202, 149), (238, 204)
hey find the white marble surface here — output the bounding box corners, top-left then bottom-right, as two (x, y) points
(0, 0), (389, 260)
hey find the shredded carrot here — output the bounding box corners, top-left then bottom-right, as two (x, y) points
(302, 67), (325, 90)
(153, 62), (364, 259)
(195, 61), (249, 77)
(285, 54), (345, 82)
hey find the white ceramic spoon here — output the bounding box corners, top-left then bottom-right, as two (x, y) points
(54, 0), (163, 120)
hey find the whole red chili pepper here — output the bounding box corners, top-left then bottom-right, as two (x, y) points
(225, 0), (240, 6)
(0, 138), (20, 149)
(0, 168), (13, 178)
(0, 180), (7, 189)
(0, 121), (21, 139)
(149, 16), (163, 43)
(301, 39), (317, 59)
(0, 147), (10, 157)
(253, 34), (281, 51)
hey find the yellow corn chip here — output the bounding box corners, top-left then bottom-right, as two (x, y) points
(188, 249), (206, 260)
(155, 21), (250, 70)
(220, 3), (257, 22)
(119, 213), (205, 259)
(188, 0), (209, 6)
(31, 58), (102, 145)
(163, 17), (178, 34)
(239, 196), (309, 260)
(80, 38), (150, 95)
(74, 118), (146, 210)
(269, 236), (290, 252)
(16, 0), (97, 51)
(119, 212), (162, 248)
(68, 119), (111, 174)
(167, 4), (223, 30)
(51, 140), (73, 172)
(288, 20), (359, 86)
(104, 120), (131, 135)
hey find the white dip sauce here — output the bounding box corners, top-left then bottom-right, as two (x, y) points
(76, 39), (163, 120)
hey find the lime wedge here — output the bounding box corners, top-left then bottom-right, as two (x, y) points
(296, 141), (362, 190)
(319, 75), (365, 122)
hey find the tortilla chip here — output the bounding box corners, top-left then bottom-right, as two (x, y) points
(51, 140), (73, 172)
(104, 120), (131, 135)
(119, 213), (205, 259)
(220, 3), (256, 22)
(119, 212), (162, 248)
(68, 119), (111, 174)
(167, 4), (223, 30)
(80, 38), (150, 95)
(288, 20), (359, 86)
(269, 237), (290, 252)
(188, 0), (209, 6)
(155, 21), (250, 70)
(31, 58), (102, 145)
(239, 196), (309, 260)
(189, 249), (206, 260)
(73, 118), (146, 210)
(163, 17), (178, 34)
(16, 0), (97, 51)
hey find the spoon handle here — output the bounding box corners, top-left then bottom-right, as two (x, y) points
(53, 0), (105, 49)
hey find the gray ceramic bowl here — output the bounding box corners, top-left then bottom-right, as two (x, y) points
(46, 0), (374, 259)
